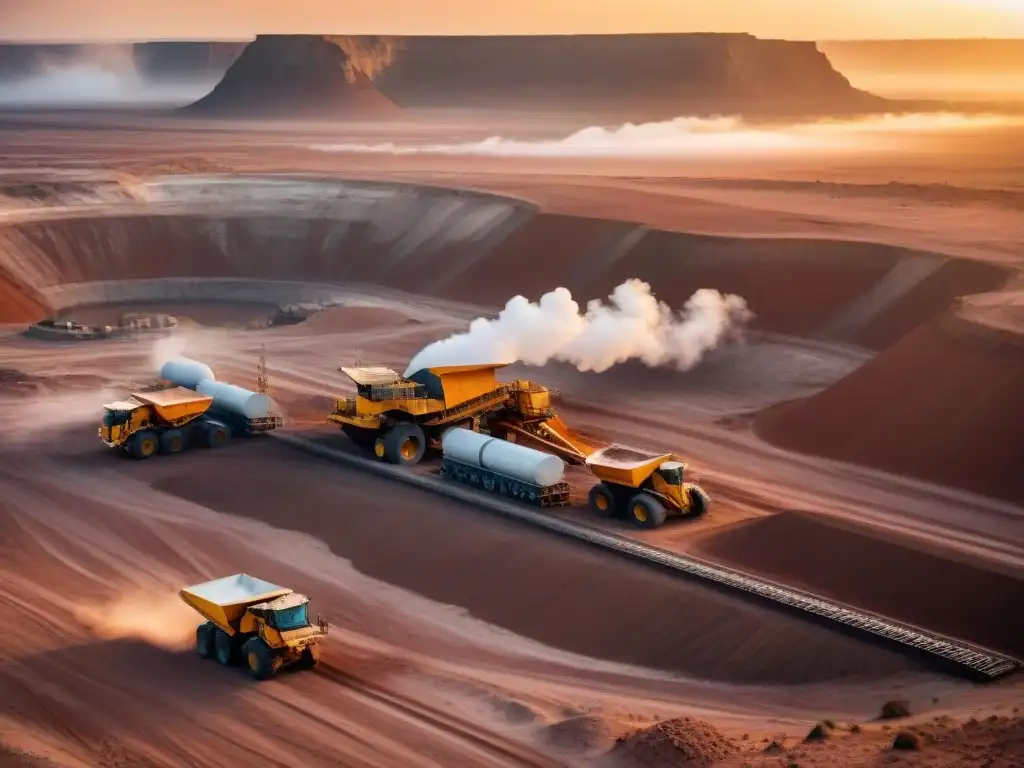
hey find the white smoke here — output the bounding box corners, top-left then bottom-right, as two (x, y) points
(311, 112), (1024, 158)
(150, 333), (187, 372)
(404, 279), (752, 376)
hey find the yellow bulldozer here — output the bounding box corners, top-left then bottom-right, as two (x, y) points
(180, 574), (329, 680)
(586, 445), (711, 529)
(327, 362), (595, 466)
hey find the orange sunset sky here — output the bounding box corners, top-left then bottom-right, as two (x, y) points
(2, 0), (1023, 41)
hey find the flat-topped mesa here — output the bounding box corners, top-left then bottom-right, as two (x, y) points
(182, 35), (400, 118)
(363, 33), (883, 117)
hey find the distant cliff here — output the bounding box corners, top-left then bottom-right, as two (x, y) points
(182, 35), (399, 118)
(356, 33), (884, 117)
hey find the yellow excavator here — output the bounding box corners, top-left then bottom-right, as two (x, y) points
(327, 362), (597, 465)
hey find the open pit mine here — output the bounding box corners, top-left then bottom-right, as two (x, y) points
(0, 30), (1022, 766)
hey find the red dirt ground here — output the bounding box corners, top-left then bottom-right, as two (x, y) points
(138, 439), (926, 686)
(693, 510), (1024, 659)
(756, 309), (1024, 504)
(851, 258), (1011, 349)
(300, 305), (417, 333)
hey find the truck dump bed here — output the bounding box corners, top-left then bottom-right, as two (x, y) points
(585, 444), (674, 486)
(180, 573), (292, 634)
(131, 387), (213, 423)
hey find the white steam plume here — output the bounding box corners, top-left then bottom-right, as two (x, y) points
(311, 112), (1024, 158)
(404, 279), (753, 376)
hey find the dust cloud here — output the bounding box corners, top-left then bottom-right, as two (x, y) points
(0, 44), (216, 107)
(72, 591), (199, 651)
(404, 279), (752, 376)
(0, 389), (116, 443)
(326, 36), (403, 82)
(312, 112), (1024, 158)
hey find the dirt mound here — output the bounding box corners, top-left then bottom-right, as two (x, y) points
(694, 510), (1024, 658)
(542, 714), (631, 754)
(611, 717), (738, 767)
(363, 34), (882, 117)
(183, 35), (399, 119)
(756, 310), (1024, 504)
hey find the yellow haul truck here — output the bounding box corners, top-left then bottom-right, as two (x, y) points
(100, 387), (281, 459)
(328, 363), (595, 466)
(180, 574), (328, 680)
(586, 445), (711, 529)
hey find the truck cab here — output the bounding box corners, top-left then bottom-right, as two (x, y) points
(99, 399), (152, 449)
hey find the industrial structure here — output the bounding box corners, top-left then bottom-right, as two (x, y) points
(181, 573), (328, 680)
(99, 355), (282, 458)
(439, 428), (571, 507)
(328, 362), (595, 465)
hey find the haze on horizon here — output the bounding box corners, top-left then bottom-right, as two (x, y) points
(2, 0), (1023, 41)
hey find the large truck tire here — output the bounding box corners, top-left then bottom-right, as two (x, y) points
(382, 423), (427, 466)
(213, 628), (238, 666)
(205, 421), (231, 449)
(128, 430), (159, 459)
(195, 622), (216, 659)
(296, 645), (320, 670)
(628, 493), (667, 529)
(689, 486), (711, 517)
(588, 483), (617, 517)
(160, 429), (185, 455)
(242, 637), (277, 681)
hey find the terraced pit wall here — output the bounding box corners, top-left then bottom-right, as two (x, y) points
(0, 177), (1007, 352)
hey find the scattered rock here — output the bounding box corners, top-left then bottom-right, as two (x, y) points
(850, 724), (862, 734)
(612, 716), (738, 768)
(1, 744), (58, 767)
(880, 700), (912, 720)
(804, 723), (831, 742)
(892, 731), (922, 750)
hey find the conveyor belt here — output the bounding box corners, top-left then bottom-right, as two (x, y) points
(273, 432), (1021, 680)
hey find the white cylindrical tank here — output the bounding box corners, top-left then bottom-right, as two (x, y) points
(196, 379), (271, 419)
(442, 428), (565, 487)
(160, 356), (215, 390)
